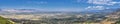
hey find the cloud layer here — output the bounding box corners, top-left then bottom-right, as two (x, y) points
(85, 6), (109, 10)
(87, 0), (120, 5)
(1, 9), (38, 13)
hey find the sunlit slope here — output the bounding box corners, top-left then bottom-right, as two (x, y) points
(0, 16), (14, 24)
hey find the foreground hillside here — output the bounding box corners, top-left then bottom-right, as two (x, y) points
(0, 16), (14, 24)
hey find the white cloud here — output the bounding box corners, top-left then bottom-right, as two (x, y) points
(37, 1), (47, 4)
(27, 1), (47, 4)
(2, 9), (36, 13)
(85, 6), (109, 10)
(88, 0), (120, 5)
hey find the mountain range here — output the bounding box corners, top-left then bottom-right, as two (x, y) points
(0, 8), (119, 14)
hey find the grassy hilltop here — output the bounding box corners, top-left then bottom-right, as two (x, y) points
(0, 16), (13, 24)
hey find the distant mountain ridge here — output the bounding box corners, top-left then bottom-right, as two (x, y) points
(0, 8), (119, 14)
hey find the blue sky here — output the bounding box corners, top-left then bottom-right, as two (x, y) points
(0, 0), (120, 11)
